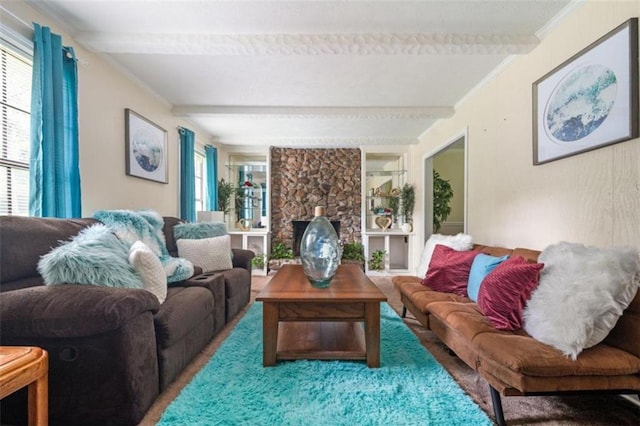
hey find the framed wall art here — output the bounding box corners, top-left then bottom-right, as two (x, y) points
(125, 108), (168, 183)
(533, 18), (638, 165)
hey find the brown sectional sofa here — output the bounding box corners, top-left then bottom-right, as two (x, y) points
(393, 244), (640, 426)
(0, 215), (253, 425)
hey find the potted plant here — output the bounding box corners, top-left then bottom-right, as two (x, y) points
(251, 254), (265, 269)
(217, 178), (234, 215)
(401, 183), (415, 223)
(341, 241), (365, 271)
(270, 242), (294, 260)
(388, 195), (400, 226)
(368, 249), (386, 271)
(433, 170), (453, 233)
(341, 241), (365, 262)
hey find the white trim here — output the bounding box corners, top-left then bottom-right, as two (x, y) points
(420, 127), (469, 250)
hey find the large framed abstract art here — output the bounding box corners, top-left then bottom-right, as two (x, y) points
(533, 18), (638, 165)
(125, 109), (168, 183)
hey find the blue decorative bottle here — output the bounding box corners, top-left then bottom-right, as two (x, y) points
(300, 206), (340, 288)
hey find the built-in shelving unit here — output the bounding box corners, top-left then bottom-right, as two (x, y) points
(362, 152), (412, 274)
(225, 155), (269, 232)
(225, 154), (270, 275)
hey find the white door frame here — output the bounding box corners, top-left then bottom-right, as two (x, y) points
(421, 128), (469, 245)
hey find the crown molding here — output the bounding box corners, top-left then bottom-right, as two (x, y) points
(75, 32), (539, 56)
(218, 136), (418, 148)
(173, 106), (453, 120)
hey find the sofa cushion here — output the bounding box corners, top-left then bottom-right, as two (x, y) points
(38, 224), (143, 289)
(176, 235), (233, 273)
(467, 253), (509, 302)
(523, 242), (640, 360)
(154, 286), (214, 348)
(129, 240), (167, 304)
(422, 245), (479, 296)
(477, 256), (544, 331)
(0, 216), (98, 289)
(473, 331), (640, 378)
(395, 278), (468, 314)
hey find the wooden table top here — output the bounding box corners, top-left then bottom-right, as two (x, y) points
(0, 347), (45, 372)
(256, 264), (387, 303)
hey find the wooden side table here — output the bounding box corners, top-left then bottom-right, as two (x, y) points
(0, 346), (49, 426)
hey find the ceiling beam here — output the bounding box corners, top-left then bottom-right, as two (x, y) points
(75, 32), (539, 56)
(172, 106), (454, 119)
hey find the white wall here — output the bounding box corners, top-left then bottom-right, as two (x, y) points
(411, 0), (640, 251)
(2, 1), (216, 218)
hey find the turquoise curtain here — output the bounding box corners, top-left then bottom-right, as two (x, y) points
(29, 23), (81, 218)
(205, 145), (218, 211)
(179, 127), (196, 222)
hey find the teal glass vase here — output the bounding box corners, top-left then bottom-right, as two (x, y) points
(300, 206), (340, 288)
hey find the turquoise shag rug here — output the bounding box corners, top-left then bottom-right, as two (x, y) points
(158, 303), (492, 426)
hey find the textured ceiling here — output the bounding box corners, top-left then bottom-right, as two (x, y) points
(29, 0), (574, 147)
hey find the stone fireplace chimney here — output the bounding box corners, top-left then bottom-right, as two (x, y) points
(270, 147), (362, 251)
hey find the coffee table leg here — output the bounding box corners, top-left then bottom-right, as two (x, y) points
(364, 302), (381, 368)
(262, 302), (279, 367)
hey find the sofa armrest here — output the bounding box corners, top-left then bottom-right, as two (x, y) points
(0, 285), (160, 338)
(180, 273), (226, 333)
(232, 248), (255, 272)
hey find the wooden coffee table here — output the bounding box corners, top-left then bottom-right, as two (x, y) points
(256, 264), (387, 368)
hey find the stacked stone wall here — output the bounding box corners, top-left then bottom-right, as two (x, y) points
(270, 147), (362, 250)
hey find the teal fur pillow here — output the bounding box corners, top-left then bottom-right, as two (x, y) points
(173, 222), (227, 240)
(38, 224), (144, 289)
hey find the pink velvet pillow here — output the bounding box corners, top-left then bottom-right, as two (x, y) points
(477, 256), (544, 330)
(421, 244), (479, 296)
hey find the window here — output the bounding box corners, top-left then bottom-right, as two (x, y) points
(194, 151), (206, 213)
(0, 36), (31, 215)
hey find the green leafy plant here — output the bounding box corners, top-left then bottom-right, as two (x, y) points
(251, 254), (265, 269)
(388, 196), (399, 218)
(270, 242), (294, 260)
(217, 178), (235, 215)
(368, 249), (386, 271)
(401, 183), (415, 222)
(433, 170), (453, 233)
(341, 242), (365, 261)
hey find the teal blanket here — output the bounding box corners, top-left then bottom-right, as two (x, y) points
(93, 209), (194, 283)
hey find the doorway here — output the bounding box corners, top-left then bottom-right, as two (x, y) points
(423, 131), (467, 241)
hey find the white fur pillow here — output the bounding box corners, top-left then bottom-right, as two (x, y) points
(129, 240), (167, 304)
(177, 234), (233, 273)
(523, 242), (640, 360)
(416, 233), (473, 278)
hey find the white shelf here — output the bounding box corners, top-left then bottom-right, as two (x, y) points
(228, 231), (271, 276)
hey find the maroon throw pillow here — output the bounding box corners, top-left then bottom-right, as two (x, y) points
(421, 244), (479, 296)
(477, 256), (544, 331)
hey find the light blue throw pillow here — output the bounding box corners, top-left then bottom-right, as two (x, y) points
(38, 224), (144, 288)
(467, 253), (509, 302)
(173, 222), (227, 240)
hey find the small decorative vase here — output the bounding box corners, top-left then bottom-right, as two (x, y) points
(300, 206), (340, 288)
(237, 218), (252, 231)
(401, 222), (413, 233)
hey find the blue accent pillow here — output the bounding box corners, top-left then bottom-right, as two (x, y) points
(173, 222), (227, 240)
(467, 253), (509, 302)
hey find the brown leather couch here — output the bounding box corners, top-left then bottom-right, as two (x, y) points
(0, 215), (253, 425)
(393, 244), (640, 426)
